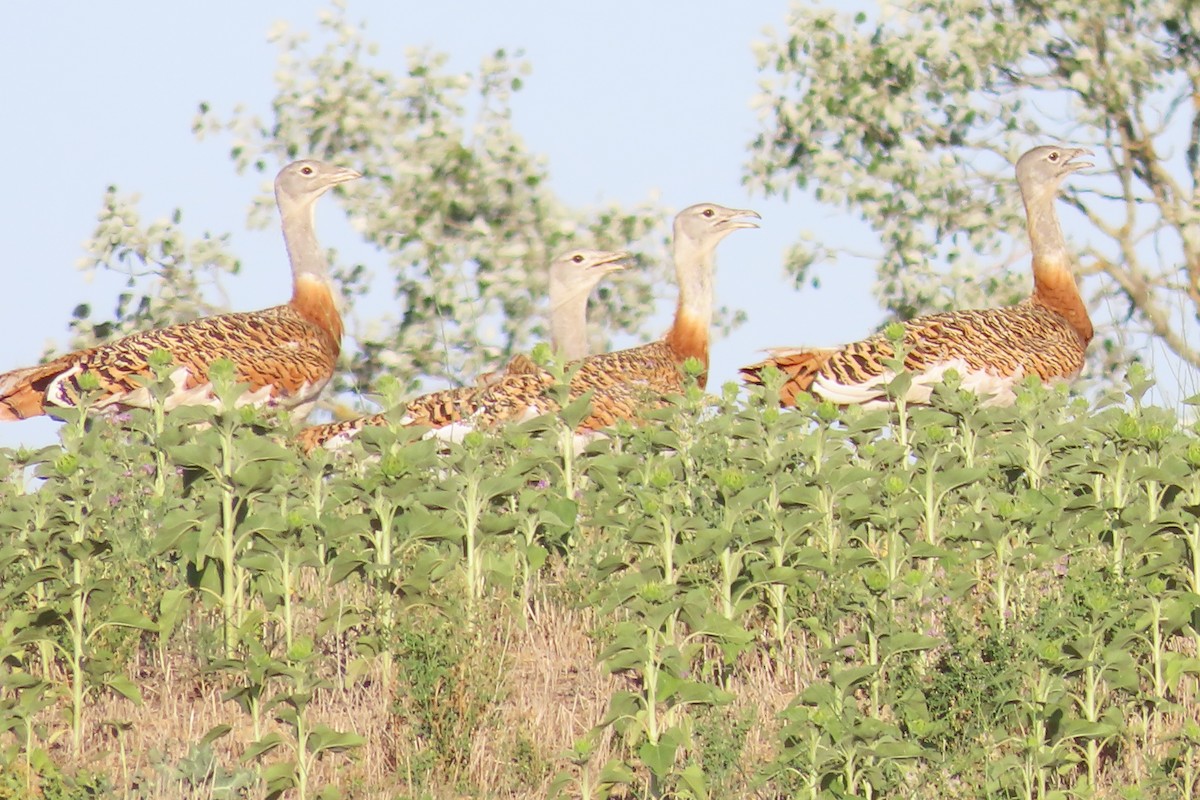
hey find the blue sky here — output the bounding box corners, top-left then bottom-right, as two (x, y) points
(0, 1), (885, 449)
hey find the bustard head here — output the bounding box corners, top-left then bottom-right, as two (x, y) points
(674, 203), (761, 252)
(275, 160), (362, 214)
(550, 249), (631, 298)
(1016, 145), (1093, 199)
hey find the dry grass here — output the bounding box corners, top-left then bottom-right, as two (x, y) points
(16, 579), (803, 799)
(18, 563), (1200, 799)
(12, 591), (1200, 798)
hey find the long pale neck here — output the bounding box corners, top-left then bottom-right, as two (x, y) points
(281, 197), (342, 346)
(1025, 187), (1093, 344)
(674, 237), (715, 328)
(281, 199), (330, 288)
(550, 284), (593, 361)
(664, 237), (714, 376)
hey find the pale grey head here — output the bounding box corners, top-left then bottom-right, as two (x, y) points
(275, 159), (362, 212)
(673, 203), (761, 251)
(547, 248), (631, 360)
(274, 160), (361, 282)
(1015, 145), (1093, 198)
(550, 248), (631, 297)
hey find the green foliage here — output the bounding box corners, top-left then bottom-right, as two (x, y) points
(693, 704), (756, 795)
(747, 0), (1200, 388)
(3, 373), (1200, 795)
(65, 190), (241, 356)
(151, 743), (257, 799)
(387, 611), (508, 793)
(70, 3), (672, 402)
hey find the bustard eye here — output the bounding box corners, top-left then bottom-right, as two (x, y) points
(301, 165), (314, 175)
(702, 208), (715, 218)
(1047, 151), (1059, 162)
(572, 254), (584, 263)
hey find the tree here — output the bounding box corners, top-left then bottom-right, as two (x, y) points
(68, 5), (671, 407)
(746, 0), (1200, 394)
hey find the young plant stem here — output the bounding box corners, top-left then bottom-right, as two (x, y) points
(921, 455), (940, 546)
(460, 471), (485, 609)
(1023, 419), (1047, 490)
(1108, 452), (1129, 579)
(219, 425), (241, 655)
(558, 422), (577, 497)
(152, 392), (168, 497)
(68, 519), (87, 754)
(994, 535), (1011, 632)
(369, 490), (398, 642)
(895, 398), (912, 463)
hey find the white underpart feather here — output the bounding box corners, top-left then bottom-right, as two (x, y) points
(389, 413), (477, 445)
(47, 364), (319, 420)
(514, 405), (544, 424)
(429, 422), (475, 445)
(320, 430), (358, 451)
(813, 358), (1030, 408)
(572, 429), (610, 451)
(327, 406), (610, 455)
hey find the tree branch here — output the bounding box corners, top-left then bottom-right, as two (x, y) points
(1090, 256), (1200, 368)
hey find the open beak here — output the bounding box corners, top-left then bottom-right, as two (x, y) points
(1064, 148), (1094, 172)
(330, 166), (363, 184)
(597, 250), (633, 273)
(723, 208), (762, 230)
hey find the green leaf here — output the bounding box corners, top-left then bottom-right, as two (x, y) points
(638, 732), (681, 780)
(830, 665), (877, 692)
(308, 725), (366, 755)
(167, 442), (219, 468)
(597, 691), (643, 727)
(105, 675), (144, 705)
(677, 763), (708, 799)
(1058, 719), (1121, 741)
(596, 758), (637, 787)
(200, 724), (232, 746)
(261, 760), (298, 797)
(243, 732), (287, 762)
(103, 605), (157, 632)
(870, 739), (928, 760)
(1165, 654), (1200, 686)
(880, 632), (940, 656)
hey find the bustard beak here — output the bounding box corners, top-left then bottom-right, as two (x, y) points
(596, 251), (633, 273)
(330, 166), (363, 184)
(722, 208), (762, 230)
(1064, 148), (1094, 172)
